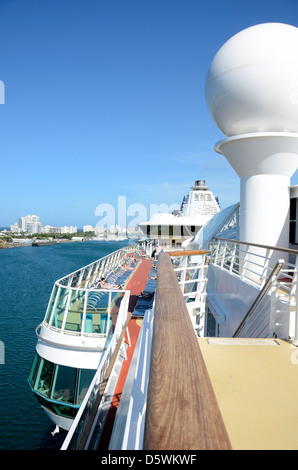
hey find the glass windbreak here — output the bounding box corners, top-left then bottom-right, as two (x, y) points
(64, 289), (85, 333)
(85, 290), (110, 334)
(108, 291), (124, 336)
(49, 287), (70, 329)
(70, 270), (81, 288)
(44, 285), (59, 324)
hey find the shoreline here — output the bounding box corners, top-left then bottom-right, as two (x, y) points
(1, 237), (135, 249)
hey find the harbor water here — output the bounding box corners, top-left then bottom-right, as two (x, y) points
(0, 239), (131, 450)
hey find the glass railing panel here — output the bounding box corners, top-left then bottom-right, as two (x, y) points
(80, 266), (93, 286)
(44, 284), (59, 324)
(64, 289), (85, 333)
(49, 287), (70, 330)
(108, 291), (125, 338)
(70, 270), (82, 288)
(84, 290), (110, 334)
(58, 276), (70, 287)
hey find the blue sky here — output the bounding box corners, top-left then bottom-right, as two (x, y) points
(1, 0), (298, 228)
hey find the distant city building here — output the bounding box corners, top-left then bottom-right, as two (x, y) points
(110, 225), (126, 234)
(83, 225), (95, 232)
(42, 225), (58, 234)
(10, 223), (21, 233)
(59, 226), (77, 234)
(95, 226), (105, 234)
(26, 222), (42, 234)
(10, 215), (42, 234)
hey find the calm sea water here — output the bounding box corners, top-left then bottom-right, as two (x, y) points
(0, 239), (131, 450)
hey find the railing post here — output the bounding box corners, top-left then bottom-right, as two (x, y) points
(221, 240), (227, 269)
(180, 255), (188, 294)
(269, 271), (278, 338)
(229, 242), (236, 273)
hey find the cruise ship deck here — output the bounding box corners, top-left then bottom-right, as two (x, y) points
(199, 337), (298, 450)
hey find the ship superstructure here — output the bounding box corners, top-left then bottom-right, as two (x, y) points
(139, 179), (220, 249)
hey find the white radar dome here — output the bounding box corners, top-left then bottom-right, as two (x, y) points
(205, 23), (298, 137)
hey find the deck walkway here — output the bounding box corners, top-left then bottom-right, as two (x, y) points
(97, 256), (153, 449)
(199, 337), (298, 450)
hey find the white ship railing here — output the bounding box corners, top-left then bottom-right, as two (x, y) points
(210, 237), (298, 344)
(57, 244), (139, 289)
(169, 249), (209, 336)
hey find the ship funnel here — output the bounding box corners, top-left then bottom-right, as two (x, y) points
(194, 180), (209, 190)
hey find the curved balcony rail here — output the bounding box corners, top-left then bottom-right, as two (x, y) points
(39, 245), (139, 338)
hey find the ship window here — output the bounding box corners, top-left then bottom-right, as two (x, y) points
(76, 369), (96, 405)
(206, 309), (217, 337)
(50, 364), (77, 404)
(34, 358), (55, 398)
(29, 353), (97, 417)
(28, 352), (40, 387)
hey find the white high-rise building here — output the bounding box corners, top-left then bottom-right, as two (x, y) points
(17, 215), (42, 234)
(42, 225), (58, 234)
(10, 223), (21, 233)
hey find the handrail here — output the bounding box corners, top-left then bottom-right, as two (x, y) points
(56, 244), (138, 286)
(214, 237), (298, 256)
(232, 259), (284, 338)
(168, 249), (207, 257)
(143, 252), (231, 450)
